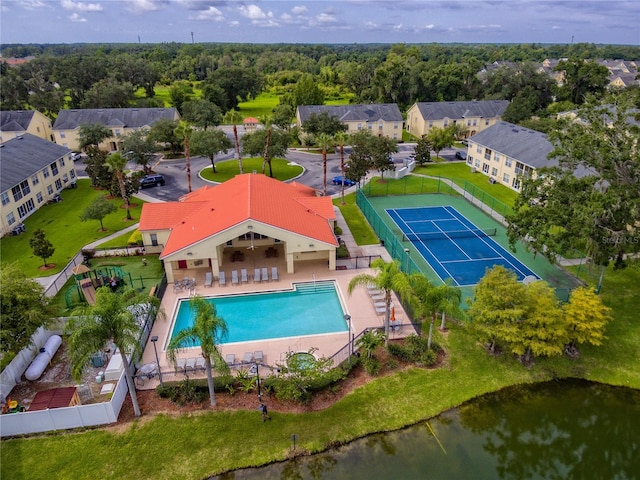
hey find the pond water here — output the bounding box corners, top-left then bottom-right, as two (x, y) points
(212, 379), (640, 480)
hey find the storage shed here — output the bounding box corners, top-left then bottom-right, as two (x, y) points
(28, 387), (81, 411)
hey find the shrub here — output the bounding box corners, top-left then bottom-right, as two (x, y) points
(388, 335), (440, 366)
(362, 356), (381, 376)
(127, 230), (143, 246)
(334, 225), (343, 235)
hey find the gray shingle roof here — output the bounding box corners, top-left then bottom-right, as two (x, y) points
(1, 110), (36, 132)
(414, 100), (509, 121)
(297, 104), (403, 123)
(0, 134), (71, 192)
(469, 121), (555, 169)
(53, 107), (178, 130)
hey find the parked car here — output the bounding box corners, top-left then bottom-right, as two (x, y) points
(455, 151), (467, 160)
(332, 176), (356, 187)
(71, 152), (82, 162)
(139, 174), (165, 188)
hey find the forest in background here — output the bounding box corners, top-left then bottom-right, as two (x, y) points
(2, 42), (640, 128)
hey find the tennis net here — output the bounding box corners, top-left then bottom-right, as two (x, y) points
(403, 227), (497, 242)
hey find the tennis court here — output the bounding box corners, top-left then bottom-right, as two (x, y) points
(387, 205), (539, 286)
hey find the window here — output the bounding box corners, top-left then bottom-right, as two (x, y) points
(467, 157), (472, 166)
(59, 157), (65, 167)
(473, 119), (478, 126)
(482, 163), (489, 174)
(42, 168), (50, 178)
(514, 162), (525, 175)
(1, 192), (10, 206)
(11, 180), (30, 202)
(378, 122), (383, 130)
(443, 120), (449, 127)
(367, 123), (372, 130)
(60, 131), (66, 138)
(7, 212), (16, 226)
(476, 145), (482, 154)
(474, 159), (480, 168)
(70, 170), (76, 179)
(512, 178), (520, 190)
(55, 179), (62, 191)
(18, 199), (35, 218)
(484, 148), (492, 161)
(491, 167), (498, 176)
(485, 119), (490, 125)
(36, 192), (43, 203)
(394, 122), (399, 129)
(150, 234), (158, 246)
(115, 129), (121, 137)
(50, 162), (59, 176)
(393, 133), (398, 139)
(47, 185), (54, 195)
(428, 121), (433, 127)
(31, 174), (39, 186)
(63, 174), (69, 183)
(503, 173), (510, 183)
(37, 126), (41, 133)
(505, 157), (512, 168)
(357, 123), (362, 130)
(12, 186), (22, 202)
(494, 153), (501, 163)
(467, 120), (471, 126)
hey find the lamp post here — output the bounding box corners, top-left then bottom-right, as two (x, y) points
(344, 314), (352, 356)
(404, 248), (410, 274)
(150, 335), (163, 386)
(255, 361), (262, 402)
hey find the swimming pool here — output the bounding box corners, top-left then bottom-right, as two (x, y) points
(169, 281), (348, 346)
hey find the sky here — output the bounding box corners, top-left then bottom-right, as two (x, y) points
(0, 0), (639, 46)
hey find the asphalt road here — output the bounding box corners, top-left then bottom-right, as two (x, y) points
(75, 142), (466, 203)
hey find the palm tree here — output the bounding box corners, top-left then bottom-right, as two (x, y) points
(104, 152), (132, 220)
(67, 288), (162, 417)
(334, 131), (350, 204)
(175, 121), (194, 192)
(260, 115), (273, 176)
(223, 109), (244, 174)
(167, 296), (229, 406)
(317, 133), (333, 196)
(348, 259), (413, 347)
(438, 281), (463, 331)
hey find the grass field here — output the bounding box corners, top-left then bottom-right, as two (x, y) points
(238, 92), (280, 120)
(2, 260), (637, 480)
(199, 158), (303, 182)
(333, 192), (379, 245)
(0, 180), (145, 277)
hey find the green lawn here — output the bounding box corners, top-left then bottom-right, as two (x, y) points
(413, 162), (518, 208)
(199, 158), (303, 182)
(238, 92), (280, 120)
(2, 261), (638, 480)
(333, 192), (379, 245)
(0, 180), (145, 277)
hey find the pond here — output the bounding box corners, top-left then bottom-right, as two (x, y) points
(211, 379), (640, 479)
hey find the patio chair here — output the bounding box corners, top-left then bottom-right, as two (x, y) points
(271, 266), (279, 281)
(204, 271), (213, 287)
(254, 351), (264, 363)
(253, 268), (261, 283)
(185, 357), (197, 372)
(225, 354), (235, 366)
(231, 270), (239, 285)
(242, 352), (254, 363)
(240, 269), (248, 283)
(175, 358), (187, 373)
(195, 357), (206, 370)
(219, 271), (226, 286)
(261, 267), (269, 282)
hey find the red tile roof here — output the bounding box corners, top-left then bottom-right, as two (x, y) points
(140, 174), (337, 258)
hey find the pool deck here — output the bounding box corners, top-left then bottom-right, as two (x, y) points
(137, 249), (412, 389)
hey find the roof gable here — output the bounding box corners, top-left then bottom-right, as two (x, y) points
(1, 110), (36, 132)
(53, 108), (179, 130)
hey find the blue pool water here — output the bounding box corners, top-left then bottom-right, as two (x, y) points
(169, 281), (347, 346)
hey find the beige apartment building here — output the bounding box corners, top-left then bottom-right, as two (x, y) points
(405, 100), (509, 138)
(1, 110), (55, 144)
(1, 134), (75, 236)
(296, 104), (404, 140)
(52, 107), (180, 152)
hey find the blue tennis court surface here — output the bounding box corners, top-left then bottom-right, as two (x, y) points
(387, 206), (539, 286)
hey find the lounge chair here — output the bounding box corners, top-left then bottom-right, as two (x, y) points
(370, 293), (385, 301)
(242, 352), (254, 363)
(240, 269), (248, 283)
(253, 268), (261, 283)
(254, 351), (264, 363)
(204, 272), (213, 287)
(225, 354), (235, 365)
(219, 271), (226, 286)
(195, 357), (206, 370)
(271, 266), (279, 281)
(185, 357), (197, 372)
(231, 270), (239, 285)
(175, 358), (187, 373)
(261, 267), (269, 282)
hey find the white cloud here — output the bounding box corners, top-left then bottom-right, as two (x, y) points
(238, 4), (271, 20)
(316, 12), (337, 24)
(61, 0), (102, 12)
(292, 5), (307, 15)
(125, 0), (166, 13)
(195, 6), (224, 21)
(228, 20), (240, 27)
(21, 1), (49, 9)
(69, 12), (87, 22)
